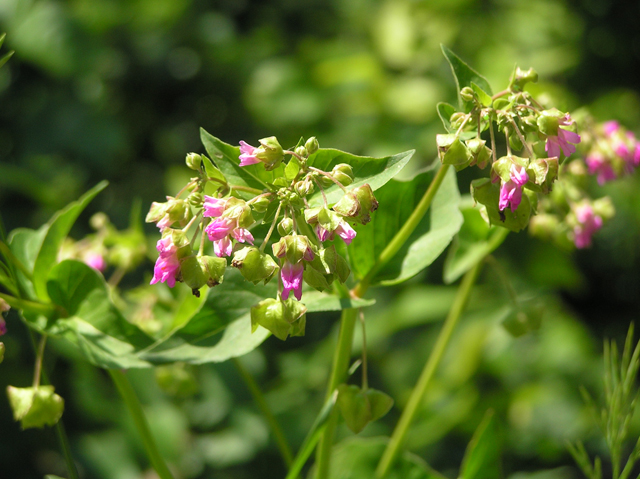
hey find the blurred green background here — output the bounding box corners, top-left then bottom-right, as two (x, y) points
(2, 0), (640, 478)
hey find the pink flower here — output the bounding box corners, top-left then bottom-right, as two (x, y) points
(545, 115), (581, 159)
(151, 236), (181, 287)
(239, 141), (261, 167)
(281, 260), (304, 301)
(604, 121), (620, 136)
(585, 153), (616, 185)
(214, 236), (233, 257)
(336, 221), (357, 245)
(203, 196), (228, 217)
(205, 217), (236, 241)
(499, 164), (529, 212)
(0, 318), (6, 336)
(85, 253), (106, 272)
(232, 228), (254, 244)
(573, 204), (603, 249)
(315, 225), (331, 242)
(156, 214), (173, 231)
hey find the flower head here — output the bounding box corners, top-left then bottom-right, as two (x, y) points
(239, 141), (262, 167)
(585, 152), (616, 185)
(542, 113), (581, 159)
(84, 253), (106, 272)
(573, 204), (603, 249)
(281, 260), (304, 301)
(499, 164), (529, 212)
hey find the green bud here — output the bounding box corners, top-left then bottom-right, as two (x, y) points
(319, 174), (334, 188)
(7, 385), (64, 429)
(186, 152), (202, 170)
(90, 212), (109, 230)
(466, 138), (492, 169)
(460, 86), (475, 103)
(537, 109), (563, 136)
(527, 157), (558, 193)
(318, 207), (342, 232)
(332, 163), (354, 187)
(295, 178), (314, 197)
(250, 298), (307, 341)
(180, 255), (226, 293)
(509, 66), (538, 92)
(437, 134), (472, 170)
(295, 146), (308, 158)
(145, 201), (168, 223)
(187, 191), (204, 208)
(232, 246), (279, 285)
(450, 112), (466, 130)
(333, 184), (378, 225)
(278, 218), (294, 236)
(256, 136), (284, 170)
(305, 245), (350, 291)
(304, 207), (321, 225)
(521, 115), (538, 133)
(249, 195), (271, 213)
(224, 197), (254, 228)
(305, 136), (319, 155)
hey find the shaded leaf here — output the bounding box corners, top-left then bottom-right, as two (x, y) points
(460, 410), (502, 479)
(348, 164), (462, 286)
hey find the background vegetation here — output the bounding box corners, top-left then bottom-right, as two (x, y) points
(2, 0), (640, 477)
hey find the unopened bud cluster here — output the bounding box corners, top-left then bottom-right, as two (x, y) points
(147, 137), (377, 340)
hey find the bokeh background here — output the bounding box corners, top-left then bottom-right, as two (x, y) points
(2, 0), (640, 478)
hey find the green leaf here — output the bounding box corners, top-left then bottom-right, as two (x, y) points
(460, 410), (502, 479)
(8, 227), (47, 299)
(437, 102), (457, 133)
(443, 198), (509, 284)
(441, 45), (492, 109)
(348, 164), (462, 286)
(325, 436), (445, 479)
(202, 155), (228, 196)
(471, 82), (493, 107)
(31, 181), (108, 301)
(470, 178), (531, 232)
(200, 129), (282, 198)
(306, 149), (414, 207)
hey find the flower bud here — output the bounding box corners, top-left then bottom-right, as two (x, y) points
(450, 112), (466, 130)
(537, 109), (563, 136)
(278, 218), (294, 236)
(186, 152), (202, 170)
(304, 207), (321, 225)
(332, 163), (354, 186)
(527, 157), (558, 193)
(466, 138), (492, 169)
(509, 132), (523, 152)
(319, 174), (334, 188)
(187, 192), (204, 208)
(333, 184), (378, 225)
(232, 247), (279, 285)
(273, 235), (314, 264)
(223, 197), (254, 228)
(249, 195), (271, 213)
(460, 86), (475, 103)
(145, 201), (168, 224)
(256, 136), (284, 170)
(295, 146), (308, 158)
(180, 255), (227, 294)
(305, 136), (319, 155)
(250, 298), (307, 341)
(509, 66), (538, 92)
(7, 385), (64, 429)
(90, 212), (109, 230)
(437, 134), (472, 169)
(295, 178), (314, 197)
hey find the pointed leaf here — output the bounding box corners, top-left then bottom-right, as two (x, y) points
(460, 410), (501, 479)
(441, 45), (492, 109)
(471, 82), (493, 107)
(437, 102), (457, 133)
(348, 164), (462, 285)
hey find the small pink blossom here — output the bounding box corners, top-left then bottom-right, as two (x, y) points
(214, 236), (233, 257)
(156, 214), (173, 231)
(604, 121), (620, 136)
(335, 221), (357, 245)
(205, 217), (236, 241)
(281, 260), (304, 301)
(203, 196), (228, 218)
(232, 228), (254, 244)
(239, 141), (261, 167)
(586, 153), (616, 185)
(151, 237), (181, 287)
(573, 204), (603, 249)
(499, 164), (529, 212)
(85, 253), (106, 272)
(545, 115), (581, 159)
(315, 225), (331, 242)
(0, 318), (6, 336)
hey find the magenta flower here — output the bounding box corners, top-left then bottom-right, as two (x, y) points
(545, 115), (581, 159)
(499, 164), (529, 212)
(156, 214), (173, 231)
(203, 196), (228, 217)
(205, 217), (236, 241)
(214, 236), (233, 257)
(239, 141), (261, 166)
(84, 253), (106, 272)
(281, 260), (304, 301)
(573, 204), (603, 249)
(0, 318), (6, 336)
(585, 153), (616, 185)
(604, 121), (620, 136)
(315, 221), (357, 245)
(150, 237), (180, 287)
(232, 228), (254, 244)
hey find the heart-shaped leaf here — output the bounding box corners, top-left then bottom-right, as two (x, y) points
(337, 384), (372, 434)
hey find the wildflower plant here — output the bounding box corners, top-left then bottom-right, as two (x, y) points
(2, 39), (640, 479)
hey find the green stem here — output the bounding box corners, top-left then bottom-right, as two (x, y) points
(354, 164), (451, 297)
(55, 420), (80, 479)
(108, 370), (175, 479)
(233, 357), (293, 467)
(315, 308), (358, 479)
(231, 185), (264, 195)
(0, 292), (61, 316)
(375, 260), (483, 477)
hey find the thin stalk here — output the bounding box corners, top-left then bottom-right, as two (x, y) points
(353, 164), (451, 297)
(312, 176), (328, 205)
(233, 358), (293, 467)
(32, 335), (47, 388)
(231, 185), (264, 195)
(109, 370), (175, 479)
(175, 179), (198, 199)
(485, 254), (519, 308)
(505, 128), (512, 156)
(489, 121), (498, 164)
(0, 292), (60, 316)
(359, 309), (368, 391)
(308, 167), (348, 192)
(260, 203), (282, 252)
(315, 308), (358, 479)
(509, 118), (534, 157)
(375, 261), (483, 477)
(107, 267), (127, 288)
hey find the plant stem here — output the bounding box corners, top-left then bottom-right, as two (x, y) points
(231, 185), (265, 195)
(359, 309), (368, 391)
(353, 164), (451, 297)
(233, 357), (293, 467)
(315, 308), (358, 479)
(108, 370), (175, 479)
(308, 167), (348, 192)
(32, 335), (47, 388)
(375, 260), (483, 477)
(55, 420), (80, 479)
(260, 203), (282, 252)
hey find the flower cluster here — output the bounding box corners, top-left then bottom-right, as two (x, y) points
(147, 135), (378, 339)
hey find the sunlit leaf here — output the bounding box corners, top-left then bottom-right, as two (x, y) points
(441, 45), (493, 109)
